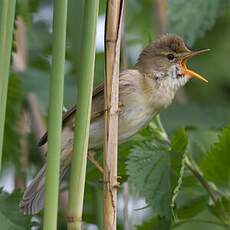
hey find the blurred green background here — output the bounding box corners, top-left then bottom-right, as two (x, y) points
(1, 0), (230, 229)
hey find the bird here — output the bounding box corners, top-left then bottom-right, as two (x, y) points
(20, 34), (209, 215)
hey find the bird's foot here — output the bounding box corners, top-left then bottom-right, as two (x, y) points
(114, 176), (122, 188)
(113, 180), (121, 189)
(117, 102), (124, 113)
(99, 176), (121, 188)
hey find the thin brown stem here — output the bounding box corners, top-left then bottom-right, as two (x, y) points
(123, 182), (129, 230)
(15, 108), (30, 190)
(120, 0), (128, 70)
(12, 16), (28, 71)
(26, 93), (47, 153)
(154, 0), (167, 34)
(104, 1), (124, 229)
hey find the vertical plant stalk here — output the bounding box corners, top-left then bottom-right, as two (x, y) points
(154, 0), (188, 103)
(95, 187), (104, 230)
(13, 17), (28, 71)
(104, 1), (124, 229)
(120, 4), (129, 229)
(154, 0), (167, 33)
(15, 109), (30, 190)
(27, 93), (47, 153)
(67, 0), (99, 229)
(0, 0), (16, 171)
(120, 0), (128, 70)
(123, 182), (129, 230)
(67, 0), (84, 76)
(43, 0), (67, 229)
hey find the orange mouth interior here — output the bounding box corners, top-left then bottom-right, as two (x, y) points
(180, 49), (210, 83)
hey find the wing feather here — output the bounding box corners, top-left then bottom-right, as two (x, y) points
(38, 83), (104, 146)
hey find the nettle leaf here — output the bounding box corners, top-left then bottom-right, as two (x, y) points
(170, 129), (188, 209)
(168, 0), (230, 45)
(0, 191), (31, 229)
(127, 141), (171, 218)
(3, 75), (24, 165)
(126, 129), (188, 219)
(171, 128), (188, 154)
(187, 129), (219, 164)
(200, 125), (230, 190)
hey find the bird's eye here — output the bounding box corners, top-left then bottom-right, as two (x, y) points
(167, 53), (175, 60)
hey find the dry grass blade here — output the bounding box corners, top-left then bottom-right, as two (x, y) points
(154, 0), (167, 34)
(104, 0), (124, 229)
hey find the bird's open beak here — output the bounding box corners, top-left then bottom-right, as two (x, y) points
(180, 49), (210, 83)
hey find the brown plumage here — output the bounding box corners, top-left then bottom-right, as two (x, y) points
(20, 34), (209, 215)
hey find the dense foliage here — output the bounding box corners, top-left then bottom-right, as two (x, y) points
(1, 0), (230, 229)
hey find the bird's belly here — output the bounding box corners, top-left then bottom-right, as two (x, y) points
(118, 105), (154, 141)
(88, 104), (154, 149)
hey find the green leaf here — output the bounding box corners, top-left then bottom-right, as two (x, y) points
(136, 216), (171, 230)
(0, 191), (31, 229)
(126, 129), (188, 219)
(170, 129), (188, 210)
(171, 128), (188, 156)
(175, 167), (210, 219)
(168, 0), (230, 45)
(200, 125), (230, 190)
(209, 196), (230, 225)
(127, 141), (171, 218)
(176, 186), (208, 219)
(161, 104), (230, 134)
(3, 75), (23, 165)
(187, 129), (219, 164)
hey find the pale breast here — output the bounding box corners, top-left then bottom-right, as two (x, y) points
(88, 101), (155, 149)
(88, 71), (156, 149)
(118, 91), (155, 142)
(60, 69), (181, 152)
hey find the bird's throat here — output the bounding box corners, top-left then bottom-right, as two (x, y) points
(165, 64), (189, 89)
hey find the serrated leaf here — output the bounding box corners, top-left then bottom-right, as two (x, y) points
(187, 129), (219, 164)
(168, 0), (230, 45)
(170, 129), (188, 211)
(3, 75), (24, 165)
(200, 125), (230, 190)
(171, 128), (188, 174)
(0, 191), (31, 229)
(126, 129), (188, 219)
(171, 128), (188, 154)
(127, 141), (171, 218)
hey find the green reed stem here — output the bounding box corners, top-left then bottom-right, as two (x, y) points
(43, 0), (67, 229)
(0, 0), (16, 172)
(67, 0), (99, 229)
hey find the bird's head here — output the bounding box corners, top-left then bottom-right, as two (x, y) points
(135, 34), (209, 89)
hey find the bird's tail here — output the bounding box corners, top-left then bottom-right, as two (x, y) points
(19, 157), (69, 215)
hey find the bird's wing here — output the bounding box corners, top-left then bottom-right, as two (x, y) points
(38, 82), (105, 147)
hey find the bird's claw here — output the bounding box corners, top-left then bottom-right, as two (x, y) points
(117, 102), (124, 113)
(98, 175), (122, 189)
